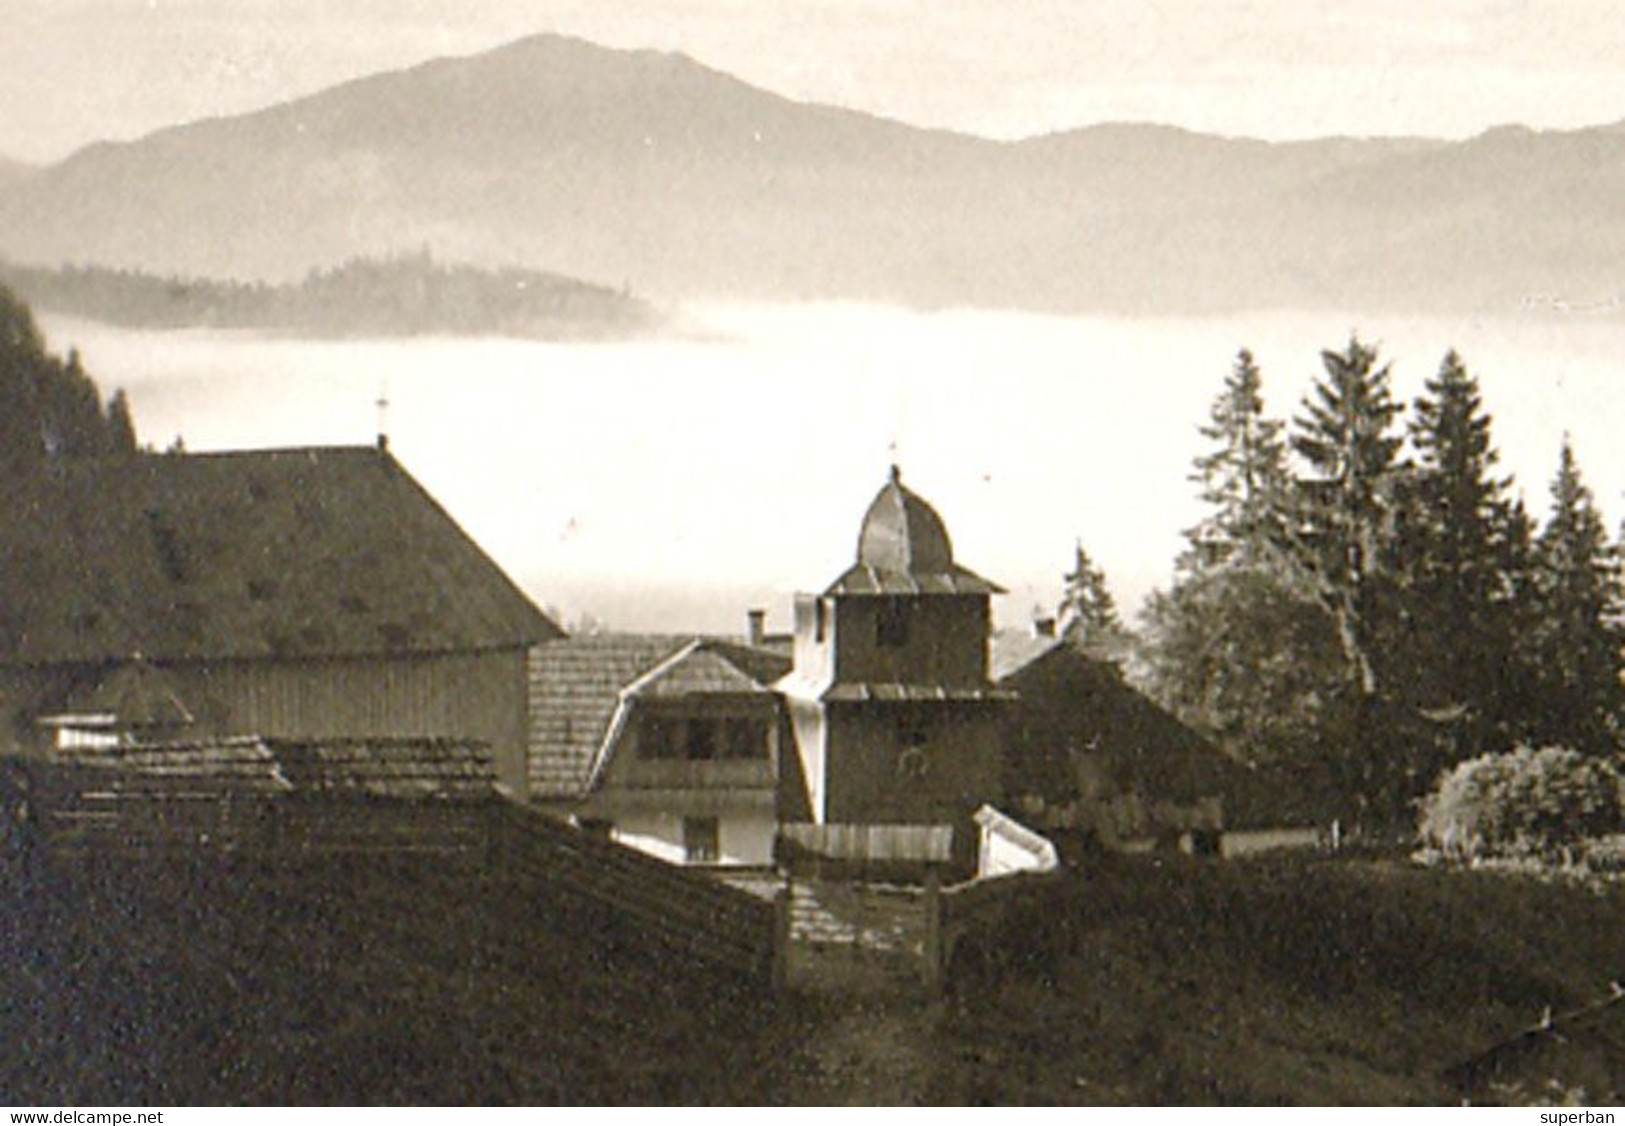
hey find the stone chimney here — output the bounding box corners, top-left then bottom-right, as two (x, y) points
(1031, 615), (1057, 639)
(746, 608), (767, 647)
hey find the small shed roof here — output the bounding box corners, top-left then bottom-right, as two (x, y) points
(37, 657), (194, 730)
(53, 736), (291, 795)
(268, 736), (496, 800)
(47, 734), (497, 800)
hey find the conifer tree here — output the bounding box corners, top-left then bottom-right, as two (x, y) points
(1399, 351), (1523, 748)
(1058, 540), (1122, 645)
(106, 389), (138, 455)
(1183, 348), (1292, 572)
(1527, 439), (1624, 754)
(1289, 336), (1405, 698)
(0, 285), (142, 473)
(1140, 347), (1341, 764)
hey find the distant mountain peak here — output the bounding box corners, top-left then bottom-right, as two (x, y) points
(3, 33), (1625, 316)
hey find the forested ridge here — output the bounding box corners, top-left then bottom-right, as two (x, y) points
(0, 252), (657, 339)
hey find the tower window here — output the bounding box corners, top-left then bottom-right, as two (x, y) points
(876, 597), (909, 647)
(814, 598), (828, 643)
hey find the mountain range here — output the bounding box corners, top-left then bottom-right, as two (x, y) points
(1, 34), (1622, 316)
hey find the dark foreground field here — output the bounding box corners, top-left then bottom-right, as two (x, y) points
(2, 849), (1620, 1105)
(921, 854), (1625, 1105)
(0, 853), (780, 1104)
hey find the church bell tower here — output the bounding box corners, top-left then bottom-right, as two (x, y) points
(780, 466), (1009, 827)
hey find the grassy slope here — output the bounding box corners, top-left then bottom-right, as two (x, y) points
(0, 853), (780, 1105)
(4, 849), (1619, 1105)
(917, 854), (1625, 1105)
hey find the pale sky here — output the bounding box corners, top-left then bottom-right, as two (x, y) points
(6, 0), (1625, 164)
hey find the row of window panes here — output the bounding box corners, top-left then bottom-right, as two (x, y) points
(642, 716), (768, 760)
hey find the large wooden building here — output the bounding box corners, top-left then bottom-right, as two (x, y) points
(0, 445), (560, 792)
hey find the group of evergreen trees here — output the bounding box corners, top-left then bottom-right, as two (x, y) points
(0, 285), (137, 477)
(1137, 339), (1625, 825)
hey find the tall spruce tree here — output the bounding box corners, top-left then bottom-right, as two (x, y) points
(1137, 349), (1343, 768)
(1289, 336), (1405, 698)
(1282, 336), (1419, 819)
(1399, 351), (1523, 751)
(1527, 439), (1624, 754)
(1182, 348), (1292, 572)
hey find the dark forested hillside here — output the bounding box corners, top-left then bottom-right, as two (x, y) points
(0, 253), (658, 339)
(0, 285), (137, 472)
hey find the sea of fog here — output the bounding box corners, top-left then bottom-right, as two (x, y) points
(39, 302), (1625, 636)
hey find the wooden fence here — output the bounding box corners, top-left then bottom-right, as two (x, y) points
(486, 802), (777, 981)
(5, 750), (777, 984)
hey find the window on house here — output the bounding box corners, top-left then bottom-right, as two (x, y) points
(721, 718), (767, 759)
(644, 716), (681, 759)
(876, 597), (909, 647)
(686, 718), (718, 760)
(683, 816), (720, 863)
(814, 598), (828, 642)
(644, 715), (767, 760)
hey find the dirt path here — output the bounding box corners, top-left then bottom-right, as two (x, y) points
(770, 994), (943, 1105)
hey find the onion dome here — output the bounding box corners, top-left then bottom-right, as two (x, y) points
(826, 466), (1003, 595)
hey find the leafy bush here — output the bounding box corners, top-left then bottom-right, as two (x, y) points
(1418, 746), (1624, 862)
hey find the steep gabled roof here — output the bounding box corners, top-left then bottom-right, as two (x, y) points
(991, 632), (1239, 806)
(627, 643), (777, 698)
(0, 447), (560, 664)
(525, 634), (791, 800)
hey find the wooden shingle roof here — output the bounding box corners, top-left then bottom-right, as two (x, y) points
(0, 447), (560, 665)
(50, 734), (497, 800)
(268, 736), (496, 799)
(527, 636), (690, 798)
(53, 736), (292, 796)
(991, 633), (1241, 806)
